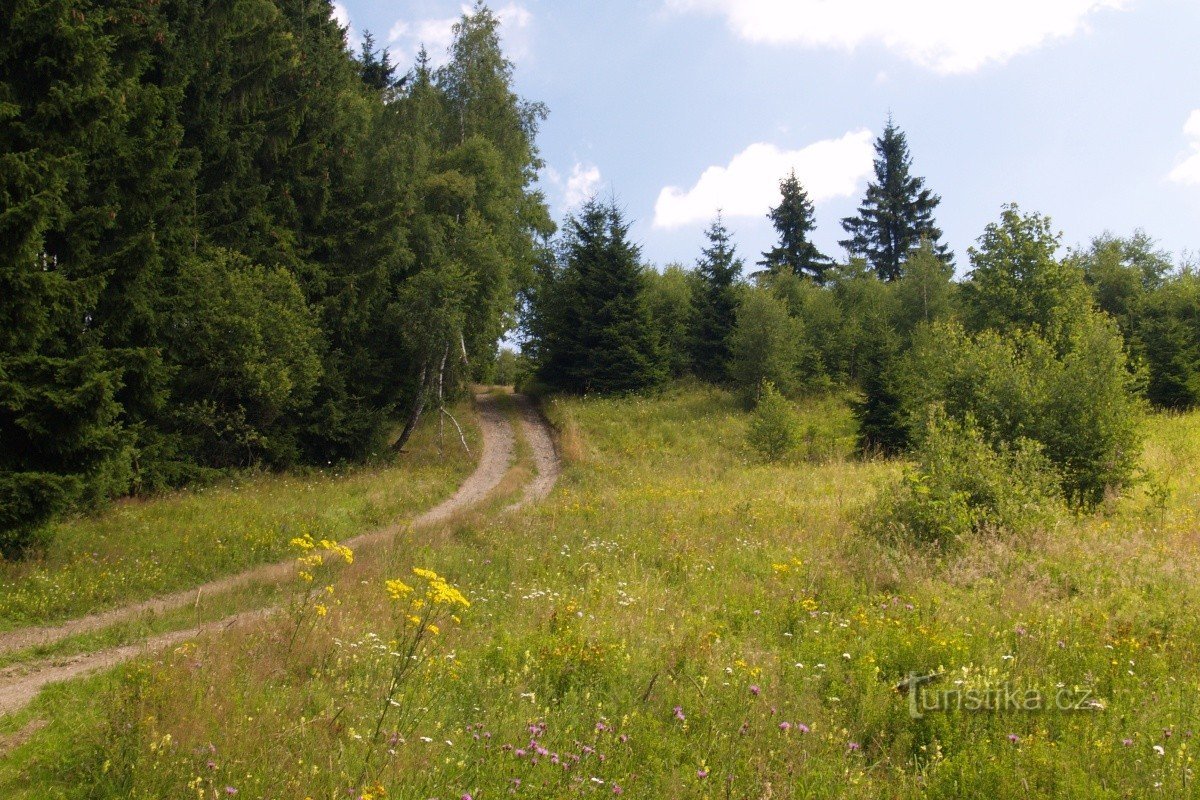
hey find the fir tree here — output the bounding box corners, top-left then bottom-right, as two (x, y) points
(840, 117), (951, 281)
(690, 213), (743, 382)
(759, 170), (829, 282)
(357, 30), (398, 91)
(532, 200), (663, 394)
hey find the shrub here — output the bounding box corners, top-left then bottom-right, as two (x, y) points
(747, 381), (799, 462)
(875, 409), (1064, 544)
(891, 316), (1143, 508)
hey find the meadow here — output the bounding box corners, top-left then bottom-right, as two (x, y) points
(0, 407), (478, 630)
(3, 385), (1199, 798)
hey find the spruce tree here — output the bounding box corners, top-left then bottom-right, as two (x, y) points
(759, 170), (829, 282)
(357, 31), (398, 91)
(691, 214), (743, 382)
(840, 117), (951, 281)
(532, 200), (663, 394)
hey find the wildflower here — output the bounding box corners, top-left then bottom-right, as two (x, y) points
(797, 723), (810, 734)
(848, 742), (861, 751)
(779, 722), (791, 732)
(386, 579), (413, 599)
(1007, 734), (1019, 744)
(697, 768), (709, 778)
(314, 604), (328, 617)
(674, 706), (686, 722)
(612, 786), (623, 795)
(1122, 738), (1134, 747)
(428, 623), (440, 636)
(225, 789), (238, 796)
(749, 685), (760, 697)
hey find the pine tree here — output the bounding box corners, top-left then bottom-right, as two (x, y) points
(532, 199), (663, 394)
(840, 117), (951, 281)
(690, 213), (743, 382)
(759, 170), (829, 282)
(357, 30), (398, 91)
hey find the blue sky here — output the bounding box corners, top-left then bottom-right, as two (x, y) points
(334, 0), (1200, 274)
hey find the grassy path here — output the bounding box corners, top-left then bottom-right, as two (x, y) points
(0, 391), (559, 718)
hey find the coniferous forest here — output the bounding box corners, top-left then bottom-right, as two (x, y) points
(1, 0), (550, 554)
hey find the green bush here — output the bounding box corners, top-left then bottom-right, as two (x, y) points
(746, 381), (799, 462)
(893, 316), (1143, 508)
(875, 409), (1064, 544)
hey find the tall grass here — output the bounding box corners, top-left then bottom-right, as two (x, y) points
(0, 405), (478, 629)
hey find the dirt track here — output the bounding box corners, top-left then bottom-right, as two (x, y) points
(0, 391), (557, 719)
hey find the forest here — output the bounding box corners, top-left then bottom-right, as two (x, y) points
(2, 0), (551, 555)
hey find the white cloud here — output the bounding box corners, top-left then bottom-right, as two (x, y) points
(564, 163), (603, 207)
(544, 162), (605, 208)
(665, 0), (1129, 74)
(653, 130), (875, 229)
(388, 3), (532, 67)
(1168, 110), (1200, 186)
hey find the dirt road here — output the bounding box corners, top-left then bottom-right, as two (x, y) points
(0, 391), (558, 718)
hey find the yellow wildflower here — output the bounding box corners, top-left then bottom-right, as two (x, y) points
(386, 579), (414, 599)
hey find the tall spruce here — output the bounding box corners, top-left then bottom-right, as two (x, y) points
(532, 200), (663, 394)
(840, 118), (951, 281)
(759, 170), (829, 282)
(691, 214), (743, 382)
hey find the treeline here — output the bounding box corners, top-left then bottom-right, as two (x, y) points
(525, 119), (1198, 527)
(0, 0), (549, 554)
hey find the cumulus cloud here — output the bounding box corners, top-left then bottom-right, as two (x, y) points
(1168, 110), (1200, 186)
(665, 0), (1129, 74)
(544, 162), (605, 208)
(653, 130), (875, 229)
(564, 164), (603, 207)
(388, 3), (532, 67)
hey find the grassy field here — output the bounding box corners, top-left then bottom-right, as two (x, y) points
(3, 386), (1200, 798)
(0, 405), (479, 629)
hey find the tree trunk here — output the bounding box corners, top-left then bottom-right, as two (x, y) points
(393, 360), (429, 452)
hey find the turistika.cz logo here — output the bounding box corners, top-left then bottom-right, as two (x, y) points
(900, 672), (1106, 719)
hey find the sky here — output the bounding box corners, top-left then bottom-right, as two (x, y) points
(333, 0), (1200, 274)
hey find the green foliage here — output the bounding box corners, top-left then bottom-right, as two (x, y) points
(689, 215), (743, 382)
(1074, 231), (1172, 343)
(728, 287), (814, 397)
(530, 199), (664, 394)
(874, 409), (1064, 544)
(643, 263), (699, 379)
(892, 241), (957, 336)
(962, 204), (1093, 345)
(840, 117), (952, 280)
(1137, 269), (1200, 409)
(0, 0), (549, 551)
(895, 318), (1144, 508)
(759, 170), (829, 282)
(746, 380), (798, 461)
(167, 250), (323, 468)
